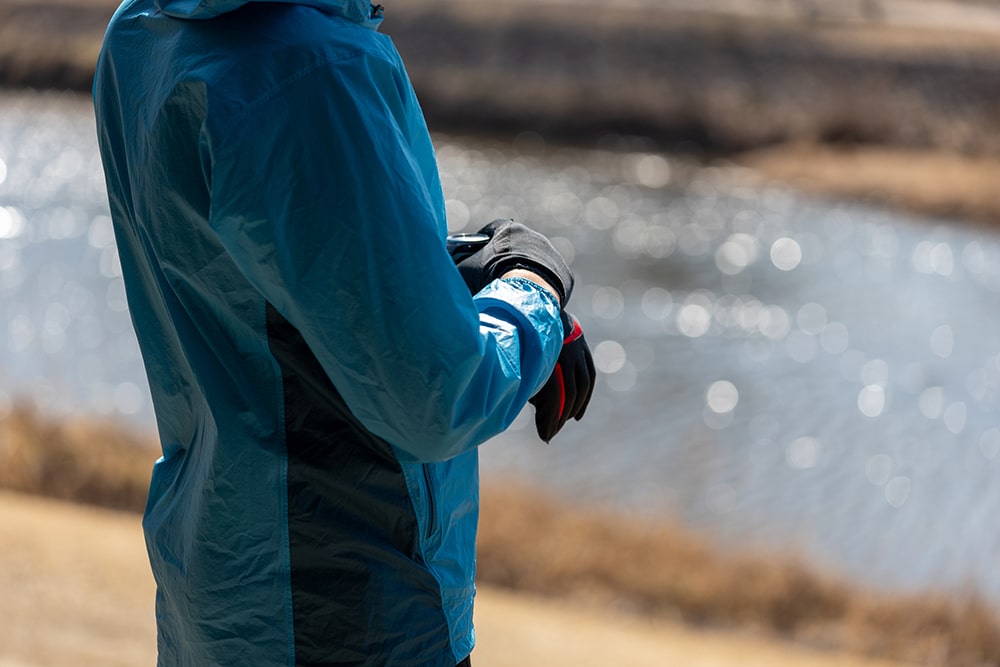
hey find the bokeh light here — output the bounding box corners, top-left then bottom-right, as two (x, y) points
(3, 90), (1000, 622)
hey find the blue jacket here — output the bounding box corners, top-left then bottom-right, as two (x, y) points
(93, 1), (563, 664)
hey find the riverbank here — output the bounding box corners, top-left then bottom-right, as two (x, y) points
(0, 488), (913, 667)
(2, 405), (999, 665)
(4, 0), (1000, 225)
(737, 144), (1000, 228)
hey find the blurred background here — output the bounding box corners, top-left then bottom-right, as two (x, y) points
(1, 0), (1000, 665)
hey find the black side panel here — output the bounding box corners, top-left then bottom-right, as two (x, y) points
(266, 304), (453, 667)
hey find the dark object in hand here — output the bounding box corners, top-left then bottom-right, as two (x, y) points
(446, 233), (491, 264)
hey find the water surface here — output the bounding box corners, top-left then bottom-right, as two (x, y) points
(1, 91), (998, 606)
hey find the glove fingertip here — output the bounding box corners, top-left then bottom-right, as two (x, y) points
(534, 413), (557, 444)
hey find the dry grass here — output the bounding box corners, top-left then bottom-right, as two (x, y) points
(736, 143), (1000, 227)
(8, 0), (1000, 155)
(1, 404), (999, 666)
(8, 0), (1000, 228)
(479, 484), (1000, 666)
(0, 0), (114, 90)
(0, 489), (908, 667)
(0, 403), (156, 512)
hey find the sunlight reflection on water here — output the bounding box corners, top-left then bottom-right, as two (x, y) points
(2, 91), (1000, 607)
(436, 129), (1000, 605)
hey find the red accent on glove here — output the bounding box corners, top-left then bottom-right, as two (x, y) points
(564, 318), (583, 344)
(529, 311), (595, 443)
(555, 362), (565, 419)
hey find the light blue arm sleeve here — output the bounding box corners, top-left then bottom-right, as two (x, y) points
(208, 45), (562, 462)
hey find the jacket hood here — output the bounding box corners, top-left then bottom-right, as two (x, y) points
(154, 0), (380, 24)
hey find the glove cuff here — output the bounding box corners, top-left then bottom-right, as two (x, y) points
(480, 220), (574, 304)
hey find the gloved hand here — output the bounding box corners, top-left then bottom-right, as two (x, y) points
(454, 219), (574, 305)
(530, 310), (596, 442)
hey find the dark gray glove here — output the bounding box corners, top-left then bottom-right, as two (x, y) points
(454, 219), (574, 305)
(529, 310), (596, 442)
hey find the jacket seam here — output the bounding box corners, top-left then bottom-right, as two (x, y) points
(263, 298), (297, 667)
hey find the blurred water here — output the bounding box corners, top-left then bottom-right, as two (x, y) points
(0, 92), (146, 420)
(2, 91), (999, 606)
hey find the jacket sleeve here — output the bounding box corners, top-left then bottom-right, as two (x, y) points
(206, 46), (563, 462)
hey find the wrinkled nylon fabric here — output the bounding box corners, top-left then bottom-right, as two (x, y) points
(93, 1), (562, 664)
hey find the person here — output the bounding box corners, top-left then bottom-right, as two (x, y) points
(92, 1), (595, 665)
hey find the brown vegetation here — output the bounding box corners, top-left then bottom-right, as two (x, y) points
(2, 404), (999, 666)
(0, 0), (114, 90)
(6, 0), (1000, 226)
(479, 484), (1000, 666)
(0, 403), (155, 512)
(0, 489), (908, 667)
(390, 1), (1000, 156)
(6, 0), (1000, 156)
(736, 143), (1000, 227)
